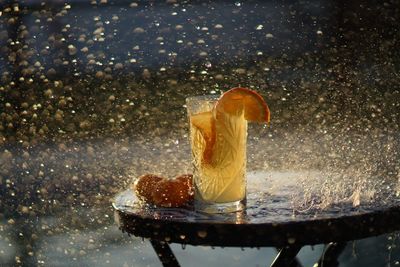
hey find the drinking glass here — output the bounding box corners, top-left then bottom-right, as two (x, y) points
(186, 95), (247, 213)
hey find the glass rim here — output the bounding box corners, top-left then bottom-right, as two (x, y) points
(185, 94), (220, 103)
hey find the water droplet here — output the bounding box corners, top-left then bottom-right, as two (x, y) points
(256, 25), (264, 30)
(197, 230), (207, 238)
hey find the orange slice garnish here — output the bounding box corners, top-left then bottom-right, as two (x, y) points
(214, 87), (270, 123)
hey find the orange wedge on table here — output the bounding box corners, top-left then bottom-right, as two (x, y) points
(190, 87), (270, 165)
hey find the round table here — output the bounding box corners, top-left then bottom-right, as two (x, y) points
(113, 171), (400, 267)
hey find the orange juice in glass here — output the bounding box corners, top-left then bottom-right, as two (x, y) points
(186, 88), (269, 213)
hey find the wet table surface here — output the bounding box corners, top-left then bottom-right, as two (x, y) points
(113, 171), (400, 247)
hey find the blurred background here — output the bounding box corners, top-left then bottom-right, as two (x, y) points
(0, 0), (399, 266)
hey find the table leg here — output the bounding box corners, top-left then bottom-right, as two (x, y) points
(270, 245), (303, 267)
(149, 240), (181, 267)
(316, 242), (347, 267)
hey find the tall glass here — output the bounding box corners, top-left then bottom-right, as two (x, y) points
(186, 95), (247, 213)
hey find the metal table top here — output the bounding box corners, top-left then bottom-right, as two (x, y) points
(113, 171), (400, 247)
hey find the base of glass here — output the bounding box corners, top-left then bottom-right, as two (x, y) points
(194, 199), (245, 214)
